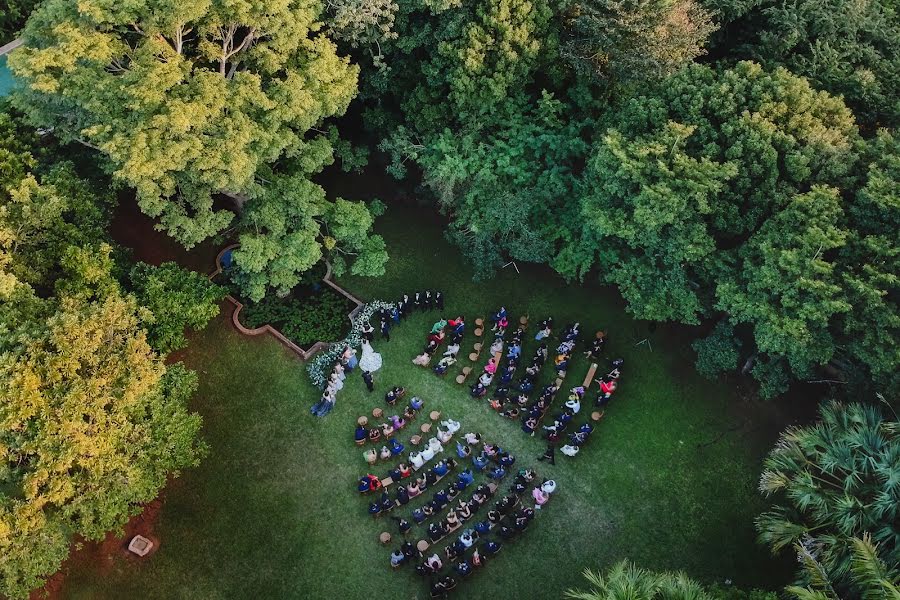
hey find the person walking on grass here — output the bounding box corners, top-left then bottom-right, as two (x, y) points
(363, 370), (375, 392)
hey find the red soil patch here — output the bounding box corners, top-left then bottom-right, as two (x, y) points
(30, 496), (164, 600)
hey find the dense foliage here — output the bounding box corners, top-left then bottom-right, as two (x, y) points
(9, 0), (387, 296)
(0, 103), (210, 598)
(565, 560), (778, 600)
(0, 0), (38, 43)
(757, 401), (900, 597)
(240, 287), (354, 348)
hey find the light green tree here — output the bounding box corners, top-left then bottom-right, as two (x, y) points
(129, 262), (225, 354)
(0, 291), (206, 599)
(10, 0), (360, 247)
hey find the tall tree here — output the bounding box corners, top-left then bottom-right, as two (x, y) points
(0, 291), (206, 599)
(129, 261), (225, 354)
(561, 0), (716, 89)
(757, 401), (900, 597)
(9, 0), (360, 247)
(705, 0), (900, 128)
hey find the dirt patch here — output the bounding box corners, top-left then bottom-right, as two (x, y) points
(30, 496), (165, 600)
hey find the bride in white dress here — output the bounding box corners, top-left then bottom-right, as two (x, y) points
(358, 339), (383, 372)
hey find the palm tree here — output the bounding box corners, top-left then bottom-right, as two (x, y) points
(564, 560), (713, 600)
(787, 534), (900, 600)
(757, 401), (900, 597)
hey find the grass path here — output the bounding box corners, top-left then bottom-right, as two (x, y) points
(59, 204), (792, 599)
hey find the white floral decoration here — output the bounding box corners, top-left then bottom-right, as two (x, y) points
(307, 300), (397, 388)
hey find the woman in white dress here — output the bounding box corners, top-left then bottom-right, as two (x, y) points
(358, 339), (383, 372)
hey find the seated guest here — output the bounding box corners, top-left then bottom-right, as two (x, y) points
(445, 511), (460, 528)
(390, 548), (406, 567)
(379, 445), (392, 461)
(380, 493), (394, 512)
(447, 486), (460, 501)
(413, 352), (431, 366)
(478, 371), (494, 387)
(399, 463), (411, 478)
(436, 427), (453, 444)
(431, 576), (457, 596)
(408, 481), (422, 498)
(390, 414), (407, 430)
(363, 448), (377, 465)
(471, 550), (485, 568)
(411, 397), (425, 411)
(497, 495), (517, 514)
(426, 553), (443, 571)
(396, 486), (410, 505)
(459, 529), (476, 548)
(456, 501), (472, 520)
(475, 520), (491, 534)
(488, 465), (506, 481)
(463, 430), (481, 444)
(481, 540), (501, 556)
(355, 425), (367, 442)
(434, 488), (449, 508)
(428, 522), (444, 542)
(498, 525), (515, 540)
(585, 333), (606, 358)
(385, 386), (405, 405)
(487, 509), (502, 524)
(470, 382), (488, 398)
(532, 486), (550, 507)
(413, 508), (427, 524)
(401, 541), (416, 559)
(403, 405), (417, 420)
(433, 460), (449, 477)
(397, 517), (412, 534)
(457, 469), (474, 487)
(433, 355), (456, 375)
(368, 428), (381, 443)
(489, 397), (505, 411)
(499, 453), (516, 468)
(455, 559), (473, 577)
(541, 479), (557, 495)
(561, 444), (580, 457)
(472, 453), (489, 471)
(456, 441), (472, 458)
(390, 439), (405, 456)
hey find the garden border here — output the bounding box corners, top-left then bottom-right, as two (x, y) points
(210, 244), (365, 360)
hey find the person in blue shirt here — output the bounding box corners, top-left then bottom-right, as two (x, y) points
(482, 540), (501, 556)
(488, 465), (506, 480)
(413, 508), (426, 524)
(433, 460), (449, 477)
(355, 425), (367, 442)
(457, 469), (474, 487)
(472, 453), (489, 471)
(389, 439), (404, 456)
(434, 489), (449, 508)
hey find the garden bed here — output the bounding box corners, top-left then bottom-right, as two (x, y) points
(211, 245), (363, 359)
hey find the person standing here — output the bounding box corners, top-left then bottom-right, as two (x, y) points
(537, 444), (556, 465)
(381, 317), (391, 341)
(435, 290), (444, 311)
(363, 370), (375, 392)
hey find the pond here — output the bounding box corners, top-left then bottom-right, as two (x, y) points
(0, 55), (15, 97)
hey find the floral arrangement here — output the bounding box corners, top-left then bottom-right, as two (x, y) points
(307, 299), (396, 389)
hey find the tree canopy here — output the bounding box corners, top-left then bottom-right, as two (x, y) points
(757, 401), (900, 597)
(9, 0), (360, 247)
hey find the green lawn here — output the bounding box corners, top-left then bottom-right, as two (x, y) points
(60, 202), (792, 599)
